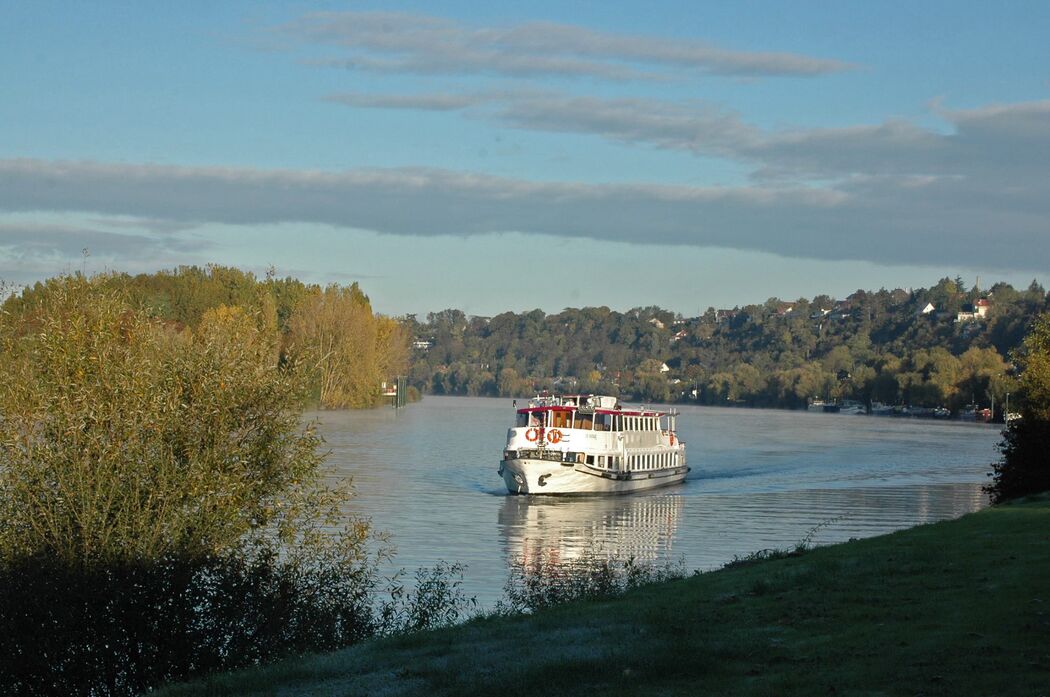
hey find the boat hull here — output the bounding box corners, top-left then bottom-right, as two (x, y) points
(499, 457), (689, 495)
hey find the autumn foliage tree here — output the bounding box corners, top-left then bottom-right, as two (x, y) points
(287, 283), (410, 409)
(0, 275), (377, 694)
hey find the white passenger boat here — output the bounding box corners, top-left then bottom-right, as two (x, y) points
(498, 394), (688, 495)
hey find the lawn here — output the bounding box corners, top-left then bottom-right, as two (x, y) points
(156, 494), (1050, 696)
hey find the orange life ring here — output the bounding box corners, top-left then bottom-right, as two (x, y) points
(525, 428), (539, 442)
(548, 429), (562, 444)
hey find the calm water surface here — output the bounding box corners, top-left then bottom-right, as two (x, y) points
(311, 396), (1001, 607)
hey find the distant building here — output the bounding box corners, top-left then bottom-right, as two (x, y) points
(648, 317), (666, 329)
(957, 298), (991, 323)
(671, 329), (689, 342)
(412, 339), (433, 350)
(714, 309), (737, 324)
(659, 363), (671, 373)
(918, 302), (936, 316)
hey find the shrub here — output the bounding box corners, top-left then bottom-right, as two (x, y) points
(0, 275), (379, 694)
(496, 550), (686, 614)
(379, 562), (477, 633)
(987, 312), (1050, 503)
(0, 551), (378, 696)
(987, 419), (1050, 503)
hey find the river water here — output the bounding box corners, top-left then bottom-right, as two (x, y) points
(311, 396), (1001, 608)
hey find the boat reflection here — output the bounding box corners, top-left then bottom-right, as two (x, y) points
(497, 492), (684, 567)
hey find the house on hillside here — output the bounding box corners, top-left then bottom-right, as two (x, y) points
(714, 309), (737, 324)
(957, 298), (991, 323)
(648, 317), (666, 330)
(671, 329), (689, 342)
(917, 302), (936, 316)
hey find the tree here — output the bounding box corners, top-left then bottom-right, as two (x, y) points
(0, 275), (351, 563)
(0, 275), (462, 695)
(987, 312), (1050, 503)
(287, 284), (393, 409)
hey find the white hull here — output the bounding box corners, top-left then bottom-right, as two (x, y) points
(499, 457), (689, 495)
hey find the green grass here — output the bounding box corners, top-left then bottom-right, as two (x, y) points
(156, 495), (1050, 696)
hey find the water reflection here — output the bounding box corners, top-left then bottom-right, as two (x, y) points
(498, 492), (683, 567)
(312, 397), (999, 607)
(495, 483), (986, 576)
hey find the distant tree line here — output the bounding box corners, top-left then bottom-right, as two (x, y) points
(405, 278), (1049, 414)
(3, 265), (411, 409)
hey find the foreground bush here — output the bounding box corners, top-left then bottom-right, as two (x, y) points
(0, 275), (382, 694)
(0, 551), (377, 696)
(497, 551), (686, 614)
(987, 418), (1050, 503)
(987, 312), (1050, 503)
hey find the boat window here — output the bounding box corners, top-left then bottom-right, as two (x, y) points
(586, 455), (594, 465)
(529, 411), (546, 427)
(593, 413), (610, 431)
(516, 412), (529, 428)
(576, 415), (592, 430)
(551, 410), (570, 429)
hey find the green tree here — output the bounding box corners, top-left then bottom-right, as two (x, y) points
(0, 274), (358, 563)
(987, 313), (1050, 502)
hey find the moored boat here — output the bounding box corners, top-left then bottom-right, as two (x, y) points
(498, 394), (688, 495)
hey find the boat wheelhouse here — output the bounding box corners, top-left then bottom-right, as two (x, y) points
(498, 394), (688, 495)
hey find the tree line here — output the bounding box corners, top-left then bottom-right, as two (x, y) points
(406, 277), (1049, 414)
(3, 265), (411, 409)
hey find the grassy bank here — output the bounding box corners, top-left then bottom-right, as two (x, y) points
(158, 496), (1050, 696)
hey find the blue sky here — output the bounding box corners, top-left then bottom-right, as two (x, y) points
(2, 1), (1048, 316)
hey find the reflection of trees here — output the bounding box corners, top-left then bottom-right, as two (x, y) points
(498, 494), (683, 567)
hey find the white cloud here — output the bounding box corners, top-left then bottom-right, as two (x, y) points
(281, 11), (852, 81)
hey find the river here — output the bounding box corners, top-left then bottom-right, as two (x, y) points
(311, 396), (1001, 608)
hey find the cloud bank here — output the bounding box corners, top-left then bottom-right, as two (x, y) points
(1, 152), (1046, 273)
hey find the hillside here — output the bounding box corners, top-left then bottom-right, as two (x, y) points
(408, 278), (1049, 412)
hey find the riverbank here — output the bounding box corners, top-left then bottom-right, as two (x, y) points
(157, 494), (1049, 696)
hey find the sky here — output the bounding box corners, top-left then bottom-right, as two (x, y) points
(1, 1), (1048, 316)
